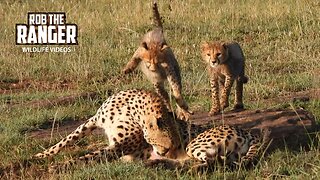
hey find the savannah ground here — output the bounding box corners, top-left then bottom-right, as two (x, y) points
(0, 0), (320, 179)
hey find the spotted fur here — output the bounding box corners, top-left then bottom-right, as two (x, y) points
(147, 124), (268, 170)
(200, 41), (248, 115)
(186, 125), (262, 166)
(122, 2), (192, 120)
(34, 89), (181, 164)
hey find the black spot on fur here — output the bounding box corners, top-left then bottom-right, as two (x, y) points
(117, 125), (124, 129)
(118, 133), (124, 138)
(227, 135), (232, 140)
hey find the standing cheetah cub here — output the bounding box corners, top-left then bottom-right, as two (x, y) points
(200, 41), (248, 115)
(122, 2), (192, 120)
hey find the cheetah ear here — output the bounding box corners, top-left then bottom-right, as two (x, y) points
(141, 42), (148, 50)
(222, 42), (228, 50)
(161, 43), (169, 51)
(200, 41), (209, 51)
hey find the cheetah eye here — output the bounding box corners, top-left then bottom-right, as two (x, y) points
(216, 53), (221, 57)
(207, 53), (210, 56)
(145, 62), (151, 67)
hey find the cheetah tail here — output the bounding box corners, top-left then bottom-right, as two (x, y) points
(152, 1), (163, 29)
(33, 117), (97, 159)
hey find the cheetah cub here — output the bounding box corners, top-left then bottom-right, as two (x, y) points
(122, 2), (192, 120)
(200, 41), (248, 115)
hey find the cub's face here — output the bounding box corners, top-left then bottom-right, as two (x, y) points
(140, 42), (169, 72)
(200, 41), (228, 68)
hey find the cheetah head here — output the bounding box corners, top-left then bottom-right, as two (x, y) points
(142, 114), (181, 157)
(139, 36), (169, 72)
(200, 41), (229, 68)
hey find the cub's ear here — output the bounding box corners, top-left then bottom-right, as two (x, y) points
(141, 42), (148, 50)
(221, 42), (228, 50)
(161, 43), (169, 51)
(200, 41), (209, 51)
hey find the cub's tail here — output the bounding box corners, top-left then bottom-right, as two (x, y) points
(152, 1), (163, 29)
(33, 117), (97, 159)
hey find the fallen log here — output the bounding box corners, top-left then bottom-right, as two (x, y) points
(190, 108), (317, 140)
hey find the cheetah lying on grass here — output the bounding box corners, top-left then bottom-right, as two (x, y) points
(34, 89), (269, 171)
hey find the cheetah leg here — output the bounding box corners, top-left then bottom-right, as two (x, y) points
(52, 126), (150, 171)
(233, 79), (244, 110)
(153, 82), (173, 112)
(209, 76), (220, 115)
(220, 76), (234, 110)
(165, 65), (192, 120)
(172, 87), (193, 121)
(240, 143), (260, 164)
(34, 117), (97, 158)
(122, 48), (142, 74)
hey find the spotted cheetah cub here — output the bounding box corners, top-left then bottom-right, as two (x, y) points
(201, 41), (248, 115)
(122, 2), (192, 120)
(34, 89), (181, 167)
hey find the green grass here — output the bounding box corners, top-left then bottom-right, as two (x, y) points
(0, 0), (320, 179)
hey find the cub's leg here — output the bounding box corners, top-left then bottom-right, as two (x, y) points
(209, 76), (220, 115)
(172, 87), (192, 121)
(122, 48), (142, 74)
(234, 79), (244, 110)
(166, 66), (192, 120)
(220, 76), (234, 110)
(153, 82), (172, 112)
